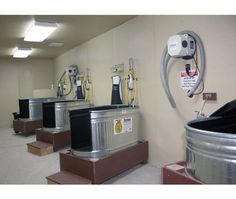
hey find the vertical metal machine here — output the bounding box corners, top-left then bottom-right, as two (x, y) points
(160, 30), (206, 108)
(111, 59), (138, 107)
(111, 64), (124, 105)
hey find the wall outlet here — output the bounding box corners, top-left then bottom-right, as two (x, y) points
(203, 92), (217, 101)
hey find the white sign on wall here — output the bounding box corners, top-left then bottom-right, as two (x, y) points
(180, 70), (199, 90)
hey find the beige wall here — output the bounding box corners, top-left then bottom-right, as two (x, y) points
(53, 16), (236, 166)
(0, 58), (54, 126)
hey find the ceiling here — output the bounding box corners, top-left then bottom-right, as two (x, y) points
(0, 15), (136, 59)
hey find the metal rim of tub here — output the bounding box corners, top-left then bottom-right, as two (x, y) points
(185, 122), (236, 159)
(90, 106), (139, 120)
(185, 120), (236, 184)
(185, 123), (236, 139)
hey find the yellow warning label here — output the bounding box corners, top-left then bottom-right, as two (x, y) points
(115, 120), (123, 134)
(114, 117), (132, 135)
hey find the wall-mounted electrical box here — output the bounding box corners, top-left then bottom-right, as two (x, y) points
(111, 64), (124, 76)
(167, 34), (195, 58)
(203, 92), (217, 101)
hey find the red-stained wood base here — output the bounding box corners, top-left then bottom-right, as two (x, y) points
(162, 161), (202, 184)
(27, 128), (71, 156)
(46, 141), (148, 184)
(13, 119), (42, 134)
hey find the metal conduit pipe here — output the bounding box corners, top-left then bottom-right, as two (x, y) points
(160, 30), (206, 108)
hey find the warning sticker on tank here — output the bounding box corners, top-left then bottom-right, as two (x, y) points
(114, 117), (132, 135)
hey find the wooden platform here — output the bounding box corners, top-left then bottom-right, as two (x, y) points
(36, 128), (71, 151)
(162, 161), (202, 184)
(27, 141), (54, 156)
(47, 171), (92, 184)
(46, 141), (148, 184)
(27, 128), (71, 156)
(13, 119), (42, 134)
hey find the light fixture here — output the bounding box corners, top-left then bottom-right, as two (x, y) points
(24, 21), (58, 42)
(48, 42), (64, 47)
(13, 47), (32, 58)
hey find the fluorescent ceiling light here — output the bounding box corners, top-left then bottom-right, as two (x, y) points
(48, 42), (64, 47)
(24, 21), (58, 42)
(13, 47), (32, 58)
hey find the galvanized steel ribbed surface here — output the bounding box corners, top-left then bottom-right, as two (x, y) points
(28, 98), (58, 120)
(185, 119), (236, 184)
(55, 100), (91, 131)
(72, 106), (139, 159)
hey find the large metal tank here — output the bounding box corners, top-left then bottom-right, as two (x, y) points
(43, 100), (91, 132)
(185, 100), (236, 184)
(18, 98), (60, 121)
(69, 105), (139, 158)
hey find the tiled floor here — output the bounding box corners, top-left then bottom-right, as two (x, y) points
(0, 126), (162, 184)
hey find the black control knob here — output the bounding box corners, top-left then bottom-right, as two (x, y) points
(182, 40), (188, 48)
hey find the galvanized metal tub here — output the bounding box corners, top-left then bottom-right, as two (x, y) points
(185, 116), (236, 184)
(18, 97), (60, 121)
(70, 105), (139, 159)
(43, 100), (91, 132)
